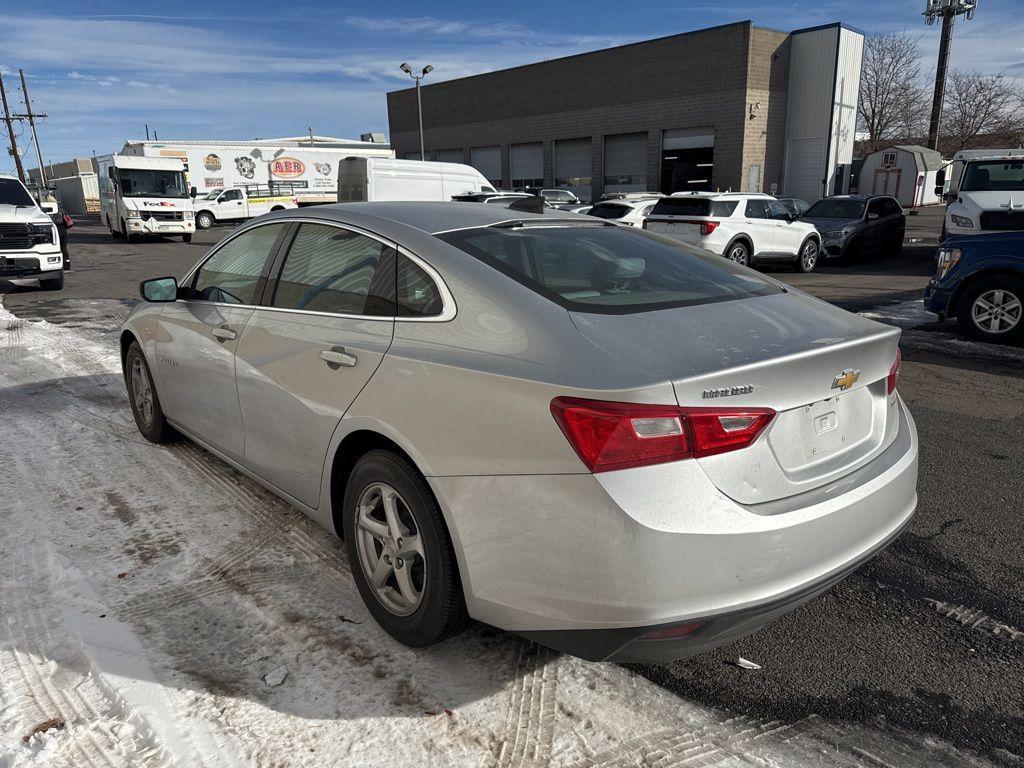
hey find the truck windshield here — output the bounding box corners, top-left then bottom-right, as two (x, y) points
(118, 169), (188, 198)
(804, 199), (866, 219)
(0, 177), (35, 207)
(960, 161), (1024, 192)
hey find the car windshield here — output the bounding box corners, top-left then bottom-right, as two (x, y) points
(118, 169), (189, 198)
(805, 199), (866, 219)
(199, 190), (221, 200)
(960, 161), (1024, 192)
(437, 224), (781, 313)
(0, 177), (36, 206)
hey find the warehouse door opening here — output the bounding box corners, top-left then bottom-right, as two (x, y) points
(604, 133), (648, 195)
(554, 138), (592, 202)
(511, 143), (543, 189)
(470, 146), (502, 190)
(661, 129), (714, 194)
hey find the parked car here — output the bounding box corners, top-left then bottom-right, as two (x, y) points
(517, 187), (582, 208)
(802, 195), (905, 261)
(0, 174), (64, 290)
(192, 186), (299, 230)
(566, 204), (593, 215)
(123, 202), (917, 662)
(643, 192), (822, 272)
(924, 231), (1024, 344)
(776, 197), (810, 217)
(587, 198), (660, 227)
(598, 191), (665, 202)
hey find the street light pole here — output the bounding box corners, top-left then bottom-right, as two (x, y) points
(400, 63), (433, 161)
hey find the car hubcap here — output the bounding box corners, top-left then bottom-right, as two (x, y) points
(972, 289), (1022, 334)
(199, 214), (211, 228)
(802, 242), (818, 270)
(355, 482), (425, 616)
(729, 246), (747, 265)
(130, 356), (153, 428)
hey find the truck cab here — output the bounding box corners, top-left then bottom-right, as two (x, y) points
(97, 154), (196, 243)
(192, 186), (299, 229)
(938, 150), (1024, 240)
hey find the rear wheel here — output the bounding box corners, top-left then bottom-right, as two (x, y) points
(796, 238), (819, 273)
(125, 341), (171, 443)
(726, 241), (750, 267)
(957, 276), (1024, 344)
(343, 450), (466, 646)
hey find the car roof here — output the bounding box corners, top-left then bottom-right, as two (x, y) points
(593, 198), (659, 208)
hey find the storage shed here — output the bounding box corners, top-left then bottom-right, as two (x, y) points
(859, 144), (945, 207)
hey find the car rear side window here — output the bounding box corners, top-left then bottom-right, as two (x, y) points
(437, 225), (781, 314)
(397, 255), (443, 317)
(192, 223), (286, 304)
(650, 197), (712, 217)
(587, 203), (630, 220)
(271, 223), (395, 316)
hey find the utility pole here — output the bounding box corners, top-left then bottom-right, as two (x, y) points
(399, 63), (433, 160)
(924, 0), (981, 151)
(145, 123), (150, 140)
(0, 72), (26, 183)
(19, 68), (46, 190)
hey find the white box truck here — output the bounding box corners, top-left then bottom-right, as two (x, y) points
(337, 157), (495, 202)
(192, 186), (299, 229)
(96, 154), (196, 242)
(937, 149), (1024, 239)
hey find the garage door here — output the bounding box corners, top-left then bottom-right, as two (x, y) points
(436, 148), (464, 164)
(510, 143), (543, 189)
(554, 138), (592, 201)
(470, 146), (502, 188)
(604, 132), (648, 194)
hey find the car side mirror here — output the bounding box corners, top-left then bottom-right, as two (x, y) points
(867, 212), (880, 220)
(140, 276), (179, 302)
(190, 186), (198, 198)
(39, 201), (58, 215)
(786, 212), (797, 222)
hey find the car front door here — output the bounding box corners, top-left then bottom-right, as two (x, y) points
(742, 199), (776, 255)
(767, 199), (803, 254)
(154, 222), (289, 460)
(864, 199), (888, 253)
(219, 188), (245, 220)
(234, 221), (401, 508)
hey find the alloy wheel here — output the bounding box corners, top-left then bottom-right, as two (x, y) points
(130, 355), (154, 429)
(354, 482), (426, 617)
(971, 289), (1022, 334)
(801, 240), (818, 271)
(728, 244), (749, 266)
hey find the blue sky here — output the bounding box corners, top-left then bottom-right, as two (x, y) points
(0, 0), (1021, 171)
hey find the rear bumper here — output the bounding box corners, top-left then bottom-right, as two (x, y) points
(430, 399), (918, 661)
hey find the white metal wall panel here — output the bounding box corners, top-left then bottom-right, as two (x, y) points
(828, 28), (864, 196)
(510, 143), (543, 185)
(470, 146), (501, 186)
(554, 138), (592, 200)
(604, 132), (648, 193)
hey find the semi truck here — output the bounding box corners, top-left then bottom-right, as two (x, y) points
(192, 186), (299, 229)
(937, 149), (1024, 239)
(96, 154), (196, 243)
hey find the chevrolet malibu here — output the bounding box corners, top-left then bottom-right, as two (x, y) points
(121, 203), (918, 662)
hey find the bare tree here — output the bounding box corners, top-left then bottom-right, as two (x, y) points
(940, 69), (1024, 151)
(858, 34), (928, 150)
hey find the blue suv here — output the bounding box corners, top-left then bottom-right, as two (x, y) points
(924, 231), (1024, 344)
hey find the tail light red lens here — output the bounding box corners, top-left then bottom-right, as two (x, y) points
(550, 397), (775, 472)
(887, 348), (902, 395)
(700, 220), (720, 236)
(640, 622), (705, 640)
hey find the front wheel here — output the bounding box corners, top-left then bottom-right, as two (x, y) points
(957, 276), (1024, 345)
(343, 450), (466, 647)
(195, 211), (214, 229)
(125, 341), (171, 443)
(796, 238), (819, 273)
(726, 241), (750, 267)
(182, 233), (193, 243)
(122, 219), (136, 244)
(40, 273), (64, 291)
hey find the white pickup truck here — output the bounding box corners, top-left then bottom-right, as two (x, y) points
(0, 174), (64, 290)
(192, 186), (299, 229)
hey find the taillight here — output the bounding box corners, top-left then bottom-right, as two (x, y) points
(550, 397), (775, 472)
(640, 622), (705, 640)
(887, 348), (901, 395)
(700, 220), (720, 236)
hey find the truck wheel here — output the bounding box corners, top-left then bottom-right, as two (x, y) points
(110, 222), (123, 241)
(957, 276), (1024, 345)
(40, 273), (64, 291)
(196, 211), (214, 229)
(182, 233), (193, 243)
(122, 219), (136, 244)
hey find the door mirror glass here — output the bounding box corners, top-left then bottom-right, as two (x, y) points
(936, 169), (946, 185)
(190, 186), (198, 198)
(140, 276), (179, 302)
(867, 212), (880, 220)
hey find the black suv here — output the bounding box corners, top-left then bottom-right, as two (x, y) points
(802, 195), (905, 261)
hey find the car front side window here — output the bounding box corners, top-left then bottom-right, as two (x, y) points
(191, 223), (286, 305)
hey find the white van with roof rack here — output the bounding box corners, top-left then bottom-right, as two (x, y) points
(643, 192), (822, 272)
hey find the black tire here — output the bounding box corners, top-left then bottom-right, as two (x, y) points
(40, 273), (64, 291)
(795, 237), (819, 273)
(725, 240), (750, 267)
(182, 233), (193, 243)
(343, 450), (466, 646)
(196, 211), (214, 230)
(956, 276), (1024, 345)
(110, 221), (123, 241)
(122, 219), (136, 244)
(124, 341), (171, 443)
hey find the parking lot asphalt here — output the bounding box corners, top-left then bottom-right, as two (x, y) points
(3, 210), (1022, 765)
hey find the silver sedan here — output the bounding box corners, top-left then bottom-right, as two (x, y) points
(121, 202), (918, 662)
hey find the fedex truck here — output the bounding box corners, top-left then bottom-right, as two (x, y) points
(121, 139), (394, 203)
(96, 154), (196, 243)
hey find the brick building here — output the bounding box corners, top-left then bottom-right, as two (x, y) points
(386, 21), (863, 203)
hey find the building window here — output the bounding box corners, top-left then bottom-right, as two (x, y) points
(555, 176), (592, 187)
(603, 174), (646, 187)
(512, 177), (544, 188)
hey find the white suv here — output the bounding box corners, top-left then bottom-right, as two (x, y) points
(644, 192), (822, 272)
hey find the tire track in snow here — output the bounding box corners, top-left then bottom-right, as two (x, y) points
(488, 642), (558, 768)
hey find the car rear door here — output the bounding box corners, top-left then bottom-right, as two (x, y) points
(742, 199), (776, 255)
(154, 222), (289, 461)
(234, 221), (398, 508)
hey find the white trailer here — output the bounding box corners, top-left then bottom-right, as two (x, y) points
(121, 138), (394, 203)
(337, 157), (495, 202)
(96, 154), (196, 243)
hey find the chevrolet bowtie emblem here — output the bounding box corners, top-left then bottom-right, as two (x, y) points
(832, 369), (861, 391)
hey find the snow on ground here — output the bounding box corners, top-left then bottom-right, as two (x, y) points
(0, 299), (996, 767)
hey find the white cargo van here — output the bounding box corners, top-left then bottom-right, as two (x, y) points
(337, 157), (495, 202)
(937, 149), (1024, 239)
(192, 186), (299, 229)
(96, 154), (196, 242)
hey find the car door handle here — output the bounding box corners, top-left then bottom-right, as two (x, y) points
(211, 326), (237, 341)
(320, 347), (357, 367)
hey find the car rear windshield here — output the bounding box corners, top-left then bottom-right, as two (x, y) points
(587, 203), (635, 219)
(650, 198), (737, 217)
(436, 224), (782, 314)
(805, 199), (866, 219)
(0, 177), (35, 207)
